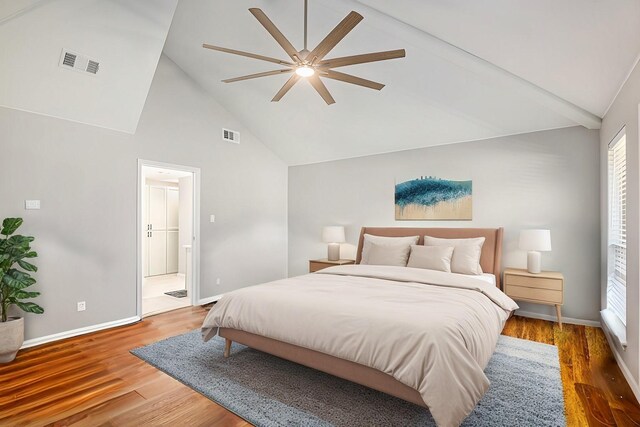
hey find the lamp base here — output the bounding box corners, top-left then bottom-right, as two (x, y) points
(527, 251), (542, 274)
(327, 243), (340, 261)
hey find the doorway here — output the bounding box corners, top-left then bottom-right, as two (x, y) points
(137, 160), (200, 318)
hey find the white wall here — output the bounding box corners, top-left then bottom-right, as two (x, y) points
(0, 55), (288, 342)
(178, 175), (193, 275)
(600, 59), (640, 396)
(289, 126), (600, 322)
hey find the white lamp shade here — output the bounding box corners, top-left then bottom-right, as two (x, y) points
(519, 229), (552, 251)
(322, 226), (345, 243)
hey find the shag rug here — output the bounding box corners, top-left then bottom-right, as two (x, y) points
(131, 331), (565, 426)
(164, 289), (187, 298)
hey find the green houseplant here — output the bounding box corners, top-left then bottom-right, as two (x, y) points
(0, 218), (43, 363)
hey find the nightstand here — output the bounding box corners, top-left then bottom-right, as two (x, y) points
(503, 268), (564, 330)
(309, 259), (355, 273)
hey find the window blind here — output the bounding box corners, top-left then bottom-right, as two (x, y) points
(607, 130), (626, 325)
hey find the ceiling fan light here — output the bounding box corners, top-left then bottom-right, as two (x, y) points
(295, 65), (315, 77)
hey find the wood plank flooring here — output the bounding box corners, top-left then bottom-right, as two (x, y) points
(502, 316), (640, 426)
(1, 308), (638, 426)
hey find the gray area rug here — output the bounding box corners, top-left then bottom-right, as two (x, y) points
(164, 289), (187, 298)
(131, 331), (565, 426)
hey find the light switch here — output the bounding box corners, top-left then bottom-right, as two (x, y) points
(210, 215), (215, 223)
(25, 200), (40, 210)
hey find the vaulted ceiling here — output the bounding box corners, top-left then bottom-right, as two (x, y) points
(358, 0), (640, 118)
(164, 0), (640, 164)
(2, 1), (640, 165)
(0, 0), (178, 133)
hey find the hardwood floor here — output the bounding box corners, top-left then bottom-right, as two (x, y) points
(1, 308), (639, 426)
(502, 316), (640, 427)
(0, 306), (248, 427)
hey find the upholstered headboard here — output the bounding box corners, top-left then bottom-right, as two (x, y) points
(355, 227), (504, 288)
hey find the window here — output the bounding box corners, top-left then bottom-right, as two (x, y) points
(607, 128), (626, 325)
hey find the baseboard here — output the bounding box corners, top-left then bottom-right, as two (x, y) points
(20, 316), (140, 349)
(198, 294), (224, 305)
(601, 320), (640, 403)
(176, 273), (185, 278)
(515, 310), (601, 327)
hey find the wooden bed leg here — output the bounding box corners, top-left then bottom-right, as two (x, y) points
(224, 338), (232, 358)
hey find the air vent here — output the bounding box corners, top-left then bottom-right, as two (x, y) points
(62, 52), (76, 67)
(222, 128), (240, 144)
(59, 49), (99, 76)
(86, 60), (99, 74)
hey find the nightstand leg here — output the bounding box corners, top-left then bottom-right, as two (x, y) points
(224, 338), (232, 358)
(555, 305), (563, 331)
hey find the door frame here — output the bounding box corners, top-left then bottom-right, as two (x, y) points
(137, 159), (201, 318)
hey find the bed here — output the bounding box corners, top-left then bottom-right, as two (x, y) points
(201, 227), (518, 427)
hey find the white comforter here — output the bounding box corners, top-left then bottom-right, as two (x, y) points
(201, 265), (518, 427)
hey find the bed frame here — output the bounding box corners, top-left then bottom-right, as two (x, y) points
(220, 227), (504, 408)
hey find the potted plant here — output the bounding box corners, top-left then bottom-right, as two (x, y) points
(0, 218), (43, 363)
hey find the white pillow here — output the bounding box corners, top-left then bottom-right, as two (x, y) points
(364, 242), (413, 266)
(407, 245), (454, 272)
(423, 236), (485, 275)
(361, 234), (419, 265)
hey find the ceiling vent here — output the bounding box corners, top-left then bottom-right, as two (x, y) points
(86, 60), (100, 74)
(222, 128), (240, 144)
(59, 49), (100, 75)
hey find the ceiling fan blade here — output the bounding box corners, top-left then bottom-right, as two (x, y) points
(318, 49), (406, 69)
(249, 8), (301, 63)
(307, 11), (363, 64)
(272, 74), (301, 102)
(308, 75), (336, 105)
(202, 43), (294, 66)
(222, 69), (293, 83)
(321, 70), (384, 90)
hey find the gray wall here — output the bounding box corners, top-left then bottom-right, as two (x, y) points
(289, 126), (600, 322)
(600, 59), (640, 385)
(0, 55), (288, 341)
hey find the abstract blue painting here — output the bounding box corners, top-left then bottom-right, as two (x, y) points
(395, 176), (472, 220)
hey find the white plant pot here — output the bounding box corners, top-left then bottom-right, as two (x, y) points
(0, 317), (24, 363)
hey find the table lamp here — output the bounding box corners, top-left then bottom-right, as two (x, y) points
(322, 226), (345, 261)
(519, 229), (552, 273)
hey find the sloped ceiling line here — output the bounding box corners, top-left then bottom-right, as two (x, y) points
(352, 0), (602, 129)
(0, 0), (179, 133)
(0, 0), (54, 25)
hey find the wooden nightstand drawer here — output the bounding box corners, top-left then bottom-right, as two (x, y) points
(505, 285), (563, 304)
(503, 268), (565, 330)
(504, 274), (562, 291)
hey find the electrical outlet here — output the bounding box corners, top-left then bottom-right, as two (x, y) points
(77, 301), (86, 312)
(216, 278), (221, 285)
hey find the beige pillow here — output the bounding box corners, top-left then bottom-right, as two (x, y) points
(361, 234), (419, 265)
(423, 236), (485, 275)
(364, 242), (412, 266)
(407, 245), (454, 272)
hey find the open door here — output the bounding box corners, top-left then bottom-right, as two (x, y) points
(137, 160), (200, 318)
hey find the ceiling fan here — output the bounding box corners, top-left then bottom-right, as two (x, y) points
(202, 0), (405, 105)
